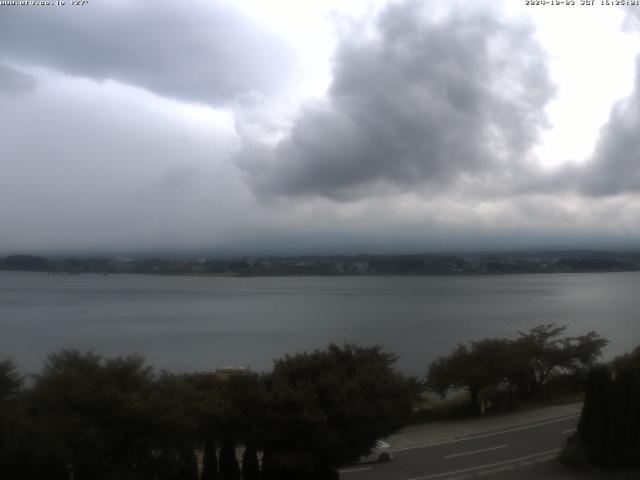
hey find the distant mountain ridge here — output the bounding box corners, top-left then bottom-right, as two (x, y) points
(2, 251), (640, 276)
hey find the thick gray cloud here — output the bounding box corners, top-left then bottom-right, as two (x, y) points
(237, 0), (555, 199)
(0, 64), (36, 94)
(548, 10), (640, 198)
(577, 56), (640, 196)
(0, 0), (293, 105)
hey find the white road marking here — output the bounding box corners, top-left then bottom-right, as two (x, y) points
(339, 466), (372, 474)
(394, 415), (579, 452)
(478, 465), (515, 476)
(562, 428), (577, 434)
(406, 448), (561, 480)
(444, 444), (508, 459)
(534, 456), (556, 463)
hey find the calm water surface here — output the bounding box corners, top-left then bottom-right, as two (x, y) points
(1, 271), (638, 375)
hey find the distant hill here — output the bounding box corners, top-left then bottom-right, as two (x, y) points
(0, 254), (49, 271)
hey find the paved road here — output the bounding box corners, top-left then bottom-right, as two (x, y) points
(339, 414), (580, 480)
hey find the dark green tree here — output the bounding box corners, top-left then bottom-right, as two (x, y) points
(147, 372), (200, 479)
(174, 448), (199, 480)
(190, 371), (265, 480)
(572, 346), (640, 468)
(512, 324), (607, 397)
(219, 431), (240, 480)
(428, 339), (514, 414)
(0, 358), (26, 477)
(28, 351), (199, 480)
(201, 432), (219, 480)
(576, 365), (613, 465)
(0, 359), (21, 400)
(241, 443), (260, 480)
(261, 343), (418, 477)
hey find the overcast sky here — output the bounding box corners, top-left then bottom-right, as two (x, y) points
(2, 0), (640, 255)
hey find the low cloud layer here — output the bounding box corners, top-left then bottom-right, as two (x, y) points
(237, 1), (556, 199)
(0, 0), (293, 105)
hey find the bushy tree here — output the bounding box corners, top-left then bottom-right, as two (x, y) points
(512, 324), (607, 397)
(0, 358), (26, 477)
(428, 339), (514, 413)
(573, 346), (640, 468)
(428, 324), (608, 413)
(0, 359), (21, 401)
(261, 343), (418, 477)
(190, 371), (266, 480)
(28, 350), (199, 480)
(148, 372), (200, 479)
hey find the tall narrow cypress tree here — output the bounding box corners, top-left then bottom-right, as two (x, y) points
(177, 449), (199, 480)
(202, 433), (218, 480)
(608, 367), (640, 467)
(577, 365), (612, 465)
(219, 432), (240, 480)
(260, 449), (274, 480)
(241, 443), (260, 480)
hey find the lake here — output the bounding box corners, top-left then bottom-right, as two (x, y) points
(1, 271), (639, 375)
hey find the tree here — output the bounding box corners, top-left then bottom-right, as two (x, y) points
(572, 346), (640, 468)
(218, 431), (240, 480)
(201, 433), (219, 480)
(148, 372), (200, 480)
(28, 350), (200, 480)
(513, 324), (607, 397)
(427, 339), (514, 414)
(0, 359), (25, 477)
(189, 371), (265, 480)
(261, 343), (418, 477)
(427, 325), (608, 413)
(0, 359), (22, 401)
(241, 443), (260, 480)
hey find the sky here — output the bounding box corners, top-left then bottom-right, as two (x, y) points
(2, 0), (640, 255)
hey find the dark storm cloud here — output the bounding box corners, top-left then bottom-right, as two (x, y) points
(0, 65), (36, 94)
(0, 0), (293, 104)
(237, 0), (555, 199)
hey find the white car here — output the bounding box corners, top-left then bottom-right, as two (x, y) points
(357, 440), (394, 463)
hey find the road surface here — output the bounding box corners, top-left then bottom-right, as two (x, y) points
(339, 413), (579, 480)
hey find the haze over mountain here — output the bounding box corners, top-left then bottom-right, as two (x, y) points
(2, 1), (640, 254)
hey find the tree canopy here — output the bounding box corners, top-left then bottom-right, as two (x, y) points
(427, 324), (608, 413)
(25, 350), (199, 480)
(261, 343), (418, 474)
(1, 344), (419, 479)
(571, 345), (640, 468)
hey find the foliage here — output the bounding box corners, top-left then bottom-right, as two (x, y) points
(427, 324), (608, 413)
(26, 350), (199, 480)
(262, 343), (418, 472)
(218, 431), (240, 480)
(0, 358), (25, 477)
(0, 358), (22, 401)
(427, 338), (516, 414)
(241, 443), (260, 480)
(201, 433), (218, 480)
(572, 346), (640, 469)
(512, 324), (607, 396)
